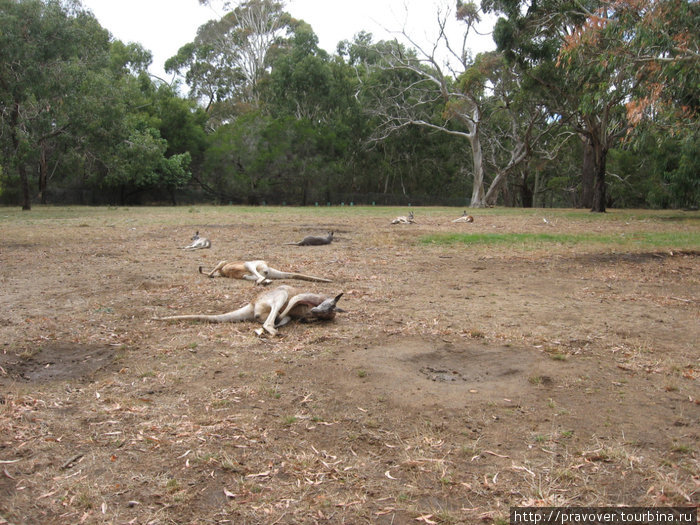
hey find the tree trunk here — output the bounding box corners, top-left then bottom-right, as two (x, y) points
(501, 178), (514, 207)
(469, 129), (486, 207)
(20, 165), (31, 210)
(580, 135), (595, 208)
(11, 101), (31, 210)
(39, 141), (48, 205)
(591, 142), (607, 213)
(533, 170), (541, 207)
(484, 170), (508, 206)
(520, 170), (533, 208)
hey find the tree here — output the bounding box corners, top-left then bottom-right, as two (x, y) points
(168, 0), (293, 116)
(484, 0), (601, 209)
(0, 0), (111, 209)
(565, 0), (699, 130)
(265, 21), (333, 121)
(0, 0), (201, 208)
(560, 0), (699, 209)
(98, 124), (191, 204)
(199, 113), (272, 203)
(361, 2), (549, 207)
(483, 0), (698, 211)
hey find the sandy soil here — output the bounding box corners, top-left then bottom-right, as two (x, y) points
(0, 206), (698, 524)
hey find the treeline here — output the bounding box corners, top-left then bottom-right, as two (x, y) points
(1, 0), (697, 210)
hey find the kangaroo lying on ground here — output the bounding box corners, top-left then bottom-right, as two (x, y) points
(452, 210), (474, 223)
(199, 260), (331, 285)
(181, 231), (211, 250)
(153, 285), (344, 336)
(285, 231), (334, 246)
(391, 211), (415, 224)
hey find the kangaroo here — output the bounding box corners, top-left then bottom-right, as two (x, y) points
(181, 231), (211, 250)
(391, 211), (415, 224)
(285, 231), (334, 246)
(452, 211), (474, 223)
(153, 285), (344, 336)
(199, 260), (331, 285)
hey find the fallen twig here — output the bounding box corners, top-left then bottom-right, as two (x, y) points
(61, 453), (84, 470)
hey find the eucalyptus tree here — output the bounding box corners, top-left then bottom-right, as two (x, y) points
(0, 0), (112, 209)
(265, 22), (335, 120)
(336, 33), (468, 203)
(263, 21), (376, 202)
(167, 0), (293, 117)
(198, 112), (319, 204)
(467, 51), (560, 205)
(480, 0), (698, 211)
(360, 2), (549, 207)
(0, 0), (199, 207)
(559, 0), (699, 209)
(79, 56), (199, 205)
(580, 0), (699, 130)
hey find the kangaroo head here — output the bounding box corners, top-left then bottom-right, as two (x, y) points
(310, 293), (344, 320)
(192, 231), (200, 240)
(408, 211), (414, 219)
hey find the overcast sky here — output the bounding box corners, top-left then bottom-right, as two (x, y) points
(81, 0), (496, 82)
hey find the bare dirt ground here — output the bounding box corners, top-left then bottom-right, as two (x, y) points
(0, 206), (698, 524)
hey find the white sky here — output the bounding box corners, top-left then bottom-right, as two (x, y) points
(81, 0), (496, 82)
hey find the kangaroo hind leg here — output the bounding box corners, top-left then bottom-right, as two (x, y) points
(245, 261), (273, 285)
(254, 288), (291, 336)
(202, 260), (228, 278)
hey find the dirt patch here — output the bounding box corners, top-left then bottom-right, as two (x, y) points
(0, 207), (698, 524)
(0, 343), (117, 383)
(331, 339), (571, 409)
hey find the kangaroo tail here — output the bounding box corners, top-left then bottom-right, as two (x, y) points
(153, 303), (255, 324)
(288, 273), (332, 282)
(265, 268), (331, 282)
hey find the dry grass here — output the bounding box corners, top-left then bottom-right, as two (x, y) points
(0, 206), (698, 523)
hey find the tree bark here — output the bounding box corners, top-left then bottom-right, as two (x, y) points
(10, 102), (31, 210)
(520, 170), (533, 208)
(19, 165), (31, 210)
(591, 141), (607, 213)
(579, 135), (595, 208)
(484, 170), (508, 206)
(470, 126), (486, 207)
(39, 141), (48, 205)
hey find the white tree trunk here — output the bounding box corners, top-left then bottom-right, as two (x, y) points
(470, 128), (487, 207)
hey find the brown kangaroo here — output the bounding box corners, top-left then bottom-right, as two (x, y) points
(153, 285), (344, 336)
(452, 210), (474, 223)
(199, 260), (331, 285)
(285, 231), (334, 246)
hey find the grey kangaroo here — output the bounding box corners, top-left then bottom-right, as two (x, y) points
(285, 231), (334, 246)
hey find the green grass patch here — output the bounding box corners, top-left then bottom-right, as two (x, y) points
(420, 231), (700, 249)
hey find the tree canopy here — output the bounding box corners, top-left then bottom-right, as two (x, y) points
(1, 0), (697, 209)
